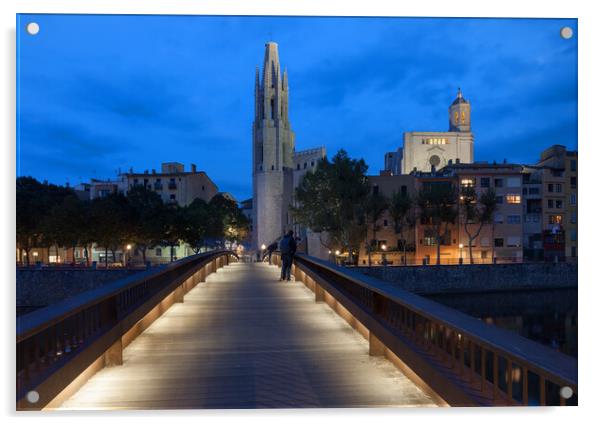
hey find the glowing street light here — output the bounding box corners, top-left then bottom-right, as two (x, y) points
(261, 244), (266, 250)
(124, 244), (132, 267)
(335, 250), (340, 256)
(381, 244), (388, 266)
(459, 243), (464, 264)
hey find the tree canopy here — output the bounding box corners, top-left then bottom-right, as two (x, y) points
(16, 177), (249, 265)
(292, 149), (369, 262)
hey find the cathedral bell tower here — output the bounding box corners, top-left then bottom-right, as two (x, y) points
(252, 42), (296, 250)
(449, 88), (471, 132)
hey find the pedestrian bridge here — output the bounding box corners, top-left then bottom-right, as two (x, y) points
(17, 251), (577, 410)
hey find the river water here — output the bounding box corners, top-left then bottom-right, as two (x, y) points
(426, 288), (577, 358)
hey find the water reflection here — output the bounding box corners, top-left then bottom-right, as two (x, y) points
(427, 288), (577, 358)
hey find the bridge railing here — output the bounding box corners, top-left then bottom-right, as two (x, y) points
(16, 250), (236, 410)
(279, 253), (577, 407)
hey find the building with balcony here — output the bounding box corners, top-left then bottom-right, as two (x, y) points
(537, 145), (578, 260)
(122, 162), (218, 206)
(444, 162), (524, 264)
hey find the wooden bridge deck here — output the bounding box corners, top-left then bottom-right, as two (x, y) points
(56, 262), (436, 409)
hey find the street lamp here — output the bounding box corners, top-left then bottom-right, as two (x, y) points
(381, 243), (388, 266)
(459, 243), (464, 264)
(125, 244), (132, 267)
(335, 250), (340, 256)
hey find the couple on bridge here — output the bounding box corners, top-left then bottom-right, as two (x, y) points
(278, 230), (297, 281)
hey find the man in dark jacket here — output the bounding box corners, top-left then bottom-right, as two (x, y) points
(279, 230), (297, 281)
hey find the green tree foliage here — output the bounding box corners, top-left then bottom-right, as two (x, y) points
(460, 186), (497, 264)
(292, 150), (369, 263)
(389, 188), (414, 265)
(207, 194), (250, 248)
(42, 194), (89, 264)
(157, 205), (186, 262)
(416, 181), (458, 265)
(90, 193), (132, 267)
(16, 177), (75, 264)
(365, 192), (389, 267)
(15, 177), (262, 266)
(126, 185), (165, 263)
(181, 199), (210, 254)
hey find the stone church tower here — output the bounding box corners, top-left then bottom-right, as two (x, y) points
(252, 42), (295, 249)
(448, 88), (471, 132)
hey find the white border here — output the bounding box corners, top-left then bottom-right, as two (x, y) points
(2, 1), (600, 424)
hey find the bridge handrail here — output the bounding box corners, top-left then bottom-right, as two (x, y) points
(16, 249), (236, 408)
(291, 253), (577, 406)
(17, 250), (229, 342)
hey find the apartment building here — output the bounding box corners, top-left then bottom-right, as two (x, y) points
(537, 145), (578, 260)
(446, 162), (524, 263)
(358, 174), (417, 265)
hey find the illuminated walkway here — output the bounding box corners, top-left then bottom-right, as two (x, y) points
(58, 262), (436, 409)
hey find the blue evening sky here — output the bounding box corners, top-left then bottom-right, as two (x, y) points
(16, 15), (577, 201)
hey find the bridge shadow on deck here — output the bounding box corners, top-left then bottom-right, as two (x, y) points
(58, 262), (436, 410)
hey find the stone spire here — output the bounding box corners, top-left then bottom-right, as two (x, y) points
(281, 67), (289, 125)
(252, 41), (296, 250)
(254, 66), (260, 120)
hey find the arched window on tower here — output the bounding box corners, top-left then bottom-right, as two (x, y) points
(461, 111), (466, 124)
(270, 99), (275, 120)
(454, 111), (459, 125)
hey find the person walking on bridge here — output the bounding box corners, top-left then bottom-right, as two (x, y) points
(264, 240), (278, 265)
(279, 230), (297, 281)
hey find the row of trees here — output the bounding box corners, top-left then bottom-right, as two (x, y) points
(16, 177), (249, 266)
(291, 150), (498, 265)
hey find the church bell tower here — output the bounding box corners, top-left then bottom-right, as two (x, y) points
(449, 88), (471, 132)
(252, 42), (295, 250)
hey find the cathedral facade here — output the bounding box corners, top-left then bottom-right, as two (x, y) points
(252, 42), (325, 250)
(384, 89), (474, 175)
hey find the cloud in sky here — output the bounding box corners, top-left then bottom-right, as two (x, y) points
(17, 15), (577, 200)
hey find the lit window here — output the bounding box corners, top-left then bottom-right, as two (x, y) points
(423, 237), (437, 246)
(506, 194), (521, 204)
(424, 138), (449, 145)
(461, 111), (466, 124)
(549, 215), (563, 225)
(454, 111), (459, 124)
(461, 178), (475, 187)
